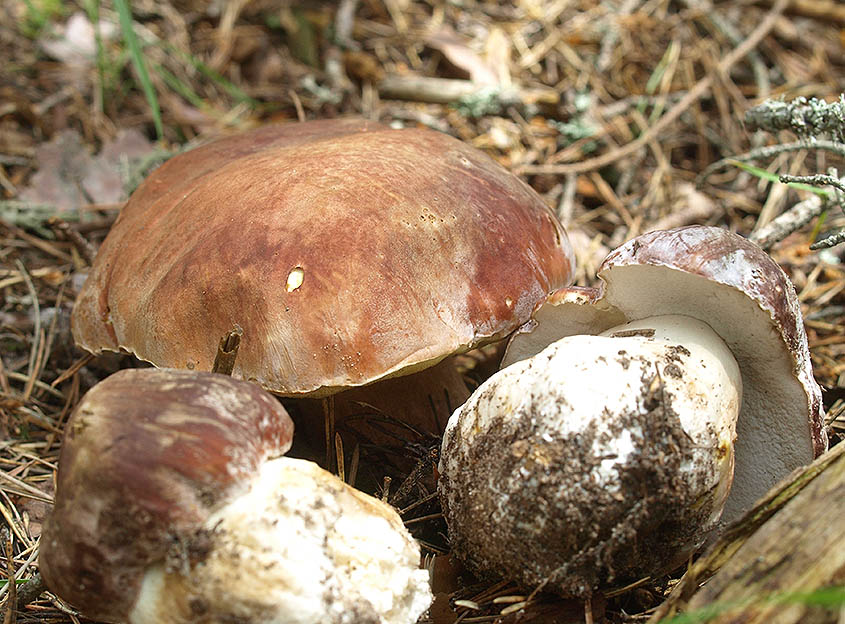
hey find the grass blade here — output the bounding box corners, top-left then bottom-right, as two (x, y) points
(113, 0), (164, 140)
(727, 160), (832, 197)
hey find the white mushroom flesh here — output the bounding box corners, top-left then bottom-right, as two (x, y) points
(130, 458), (432, 624)
(600, 264), (817, 522)
(439, 314), (741, 595)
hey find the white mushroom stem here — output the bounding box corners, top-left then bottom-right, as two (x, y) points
(598, 314), (743, 520)
(439, 314), (742, 596)
(131, 458), (432, 624)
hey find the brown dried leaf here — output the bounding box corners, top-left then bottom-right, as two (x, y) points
(81, 129), (155, 205)
(18, 130), (91, 211)
(18, 129), (155, 211)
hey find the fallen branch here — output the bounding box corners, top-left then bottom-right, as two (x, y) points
(650, 441), (845, 623)
(748, 194), (825, 250)
(745, 96), (845, 142)
(378, 76), (558, 109)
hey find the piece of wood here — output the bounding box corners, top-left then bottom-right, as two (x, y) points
(651, 442), (845, 623)
(378, 75), (558, 107)
(211, 324), (243, 376)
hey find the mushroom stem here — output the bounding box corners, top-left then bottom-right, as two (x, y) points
(129, 458), (432, 624)
(439, 314), (742, 595)
(598, 314), (742, 522)
(296, 357), (470, 463)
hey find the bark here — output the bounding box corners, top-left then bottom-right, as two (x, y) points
(651, 442), (845, 623)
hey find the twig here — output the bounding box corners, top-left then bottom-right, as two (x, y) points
(0, 221), (72, 263)
(757, 0), (845, 23)
(0, 471), (53, 503)
(809, 168), (845, 248)
(208, 0), (249, 70)
(745, 95), (845, 141)
(335, 432), (345, 483)
(50, 353), (95, 388)
(211, 325), (242, 376)
(780, 173), (845, 196)
(810, 230), (845, 250)
(584, 597), (594, 624)
(2, 529), (14, 624)
(517, 0), (790, 175)
(696, 140), (845, 186)
(15, 261), (40, 404)
(334, 0), (360, 49)
(749, 170), (845, 250)
(45, 217), (97, 266)
(748, 194), (826, 250)
(378, 76), (558, 108)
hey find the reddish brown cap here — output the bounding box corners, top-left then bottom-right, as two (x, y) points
(39, 368), (293, 622)
(504, 226), (827, 524)
(72, 119), (574, 396)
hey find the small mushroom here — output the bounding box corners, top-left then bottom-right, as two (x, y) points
(71, 119), (574, 439)
(439, 226), (827, 596)
(40, 368), (432, 623)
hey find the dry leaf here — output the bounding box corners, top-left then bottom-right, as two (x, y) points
(19, 129), (155, 211)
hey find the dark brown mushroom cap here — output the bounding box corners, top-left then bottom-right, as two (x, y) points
(72, 119), (574, 396)
(39, 368), (293, 623)
(504, 226), (827, 524)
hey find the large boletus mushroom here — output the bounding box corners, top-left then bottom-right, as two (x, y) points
(72, 119), (573, 438)
(40, 368), (432, 624)
(439, 226), (827, 596)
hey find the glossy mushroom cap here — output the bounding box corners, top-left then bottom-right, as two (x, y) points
(39, 368), (294, 622)
(72, 119), (574, 397)
(503, 226), (828, 523)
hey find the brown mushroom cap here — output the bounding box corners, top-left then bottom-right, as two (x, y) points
(39, 368), (294, 622)
(72, 119), (574, 396)
(503, 226), (827, 524)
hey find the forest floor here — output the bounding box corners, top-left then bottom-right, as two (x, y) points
(1, 0), (844, 622)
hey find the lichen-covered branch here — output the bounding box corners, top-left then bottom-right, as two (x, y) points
(745, 96), (845, 142)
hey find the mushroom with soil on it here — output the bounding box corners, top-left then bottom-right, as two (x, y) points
(39, 368), (432, 624)
(71, 118), (574, 455)
(438, 225), (828, 597)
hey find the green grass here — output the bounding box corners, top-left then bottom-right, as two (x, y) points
(20, 0), (67, 38)
(727, 160), (833, 197)
(658, 586), (845, 623)
(0, 578), (27, 587)
(113, 0), (163, 140)
(19, 1), (265, 140)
